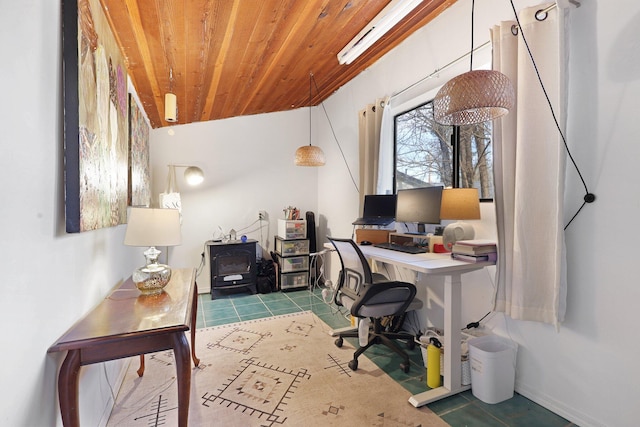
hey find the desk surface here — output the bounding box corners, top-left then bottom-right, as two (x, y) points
(326, 242), (490, 274)
(49, 268), (196, 353)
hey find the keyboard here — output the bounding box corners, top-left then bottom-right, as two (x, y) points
(373, 242), (428, 254)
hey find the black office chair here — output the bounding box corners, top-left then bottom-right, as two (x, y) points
(327, 236), (421, 373)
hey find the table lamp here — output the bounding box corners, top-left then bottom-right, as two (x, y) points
(124, 207), (182, 294)
(440, 188), (481, 251)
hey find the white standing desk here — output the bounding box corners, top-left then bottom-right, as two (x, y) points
(330, 243), (492, 407)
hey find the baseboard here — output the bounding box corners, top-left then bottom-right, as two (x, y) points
(515, 380), (604, 427)
(98, 358), (132, 427)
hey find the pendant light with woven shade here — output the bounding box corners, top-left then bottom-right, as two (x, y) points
(433, 0), (515, 125)
(295, 72), (326, 166)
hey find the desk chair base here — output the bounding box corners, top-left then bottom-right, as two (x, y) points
(335, 317), (415, 373)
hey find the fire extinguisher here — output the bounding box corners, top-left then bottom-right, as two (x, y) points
(427, 337), (442, 388)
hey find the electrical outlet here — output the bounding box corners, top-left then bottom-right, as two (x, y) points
(258, 210), (268, 221)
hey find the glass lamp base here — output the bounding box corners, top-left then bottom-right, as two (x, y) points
(132, 263), (172, 295)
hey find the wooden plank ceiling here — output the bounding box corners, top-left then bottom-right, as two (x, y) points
(100, 0), (457, 128)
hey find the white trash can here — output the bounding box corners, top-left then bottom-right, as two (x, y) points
(468, 335), (518, 404)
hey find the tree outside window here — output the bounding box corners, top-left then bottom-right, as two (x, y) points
(394, 101), (493, 199)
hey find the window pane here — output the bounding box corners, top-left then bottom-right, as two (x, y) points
(394, 102), (451, 189)
(394, 101), (494, 199)
(459, 122), (494, 199)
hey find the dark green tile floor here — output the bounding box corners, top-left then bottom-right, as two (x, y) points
(197, 288), (575, 427)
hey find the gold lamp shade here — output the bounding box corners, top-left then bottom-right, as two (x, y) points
(295, 144), (326, 166)
(440, 188), (481, 251)
(433, 70), (515, 126)
(440, 188), (481, 220)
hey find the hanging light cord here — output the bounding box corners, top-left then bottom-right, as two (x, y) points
(311, 74), (360, 194)
(508, 0), (595, 230)
(308, 72), (313, 147)
(469, 0), (475, 70)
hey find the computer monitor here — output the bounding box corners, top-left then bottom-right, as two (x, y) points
(363, 194), (396, 219)
(395, 186), (443, 227)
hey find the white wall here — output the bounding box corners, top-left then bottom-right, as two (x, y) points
(148, 110), (320, 293)
(1, 2), (141, 426)
(5, 0), (640, 426)
(317, 1), (640, 426)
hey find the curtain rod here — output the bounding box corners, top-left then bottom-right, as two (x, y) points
(390, 40), (491, 101)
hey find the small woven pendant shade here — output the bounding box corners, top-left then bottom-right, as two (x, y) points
(295, 72), (326, 167)
(433, 69), (515, 126)
(295, 145), (326, 166)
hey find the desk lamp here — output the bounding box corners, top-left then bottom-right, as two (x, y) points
(440, 188), (481, 251)
(124, 207), (182, 294)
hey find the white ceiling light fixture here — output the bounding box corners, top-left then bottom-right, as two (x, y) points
(337, 0), (424, 65)
(165, 68), (178, 123)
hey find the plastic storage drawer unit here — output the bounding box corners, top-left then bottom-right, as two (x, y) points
(280, 271), (309, 290)
(276, 254), (309, 273)
(277, 219), (307, 240)
(275, 237), (310, 256)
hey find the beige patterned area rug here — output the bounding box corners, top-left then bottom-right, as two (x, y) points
(107, 311), (447, 426)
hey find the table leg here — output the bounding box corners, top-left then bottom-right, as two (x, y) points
(191, 282), (200, 367)
(172, 332), (191, 427)
(58, 349), (81, 427)
(137, 355), (145, 377)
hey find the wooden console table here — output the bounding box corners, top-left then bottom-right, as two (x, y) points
(48, 268), (200, 427)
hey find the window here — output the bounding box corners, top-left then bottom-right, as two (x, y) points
(394, 100), (494, 200)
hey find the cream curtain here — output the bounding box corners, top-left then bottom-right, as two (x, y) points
(358, 97), (388, 207)
(492, 3), (569, 327)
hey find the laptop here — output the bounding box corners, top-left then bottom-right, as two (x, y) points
(352, 194), (397, 226)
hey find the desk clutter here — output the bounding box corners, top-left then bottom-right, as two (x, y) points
(354, 229), (450, 254)
(450, 240), (497, 263)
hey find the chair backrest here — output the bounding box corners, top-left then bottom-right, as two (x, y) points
(327, 237), (373, 298)
(327, 237), (416, 318)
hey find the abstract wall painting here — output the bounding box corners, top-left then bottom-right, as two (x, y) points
(63, 0), (129, 232)
(128, 95), (151, 207)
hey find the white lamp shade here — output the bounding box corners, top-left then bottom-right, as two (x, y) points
(124, 208), (182, 247)
(184, 166), (204, 185)
(165, 92), (177, 122)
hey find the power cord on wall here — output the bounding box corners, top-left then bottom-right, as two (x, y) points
(508, 0), (595, 229)
(462, 311), (491, 331)
(311, 74), (359, 195)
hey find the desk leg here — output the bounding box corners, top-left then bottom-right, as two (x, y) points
(408, 272), (470, 407)
(172, 332), (191, 427)
(443, 272), (463, 393)
(191, 282), (200, 367)
(58, 349), (81, 427)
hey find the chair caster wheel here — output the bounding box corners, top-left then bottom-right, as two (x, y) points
(348, 359), (358, 371)
(335, 337), (344, 348)
(400, 363), (410, 373)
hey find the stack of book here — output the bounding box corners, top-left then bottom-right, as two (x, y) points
(451, 240), (497, 263)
